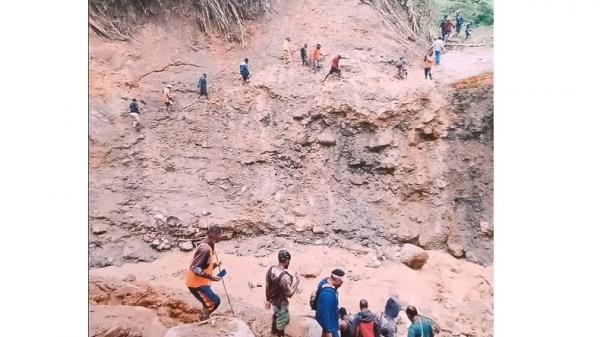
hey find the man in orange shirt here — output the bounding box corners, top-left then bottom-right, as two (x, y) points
(310, 44), (323, 71)
(186, 226), (223, 320)
(423, 52), (434, 80)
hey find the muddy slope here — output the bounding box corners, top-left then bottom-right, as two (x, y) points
(89, 0), (493, 268)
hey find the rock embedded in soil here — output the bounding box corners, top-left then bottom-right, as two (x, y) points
(316, 129), (336, 146)
(92, 224), (108, 235)
(178, 241), (194, 252)
(164, 318), (255, 337)
(350, 176), (366, 185)
(154, 213), (167, 223)
(312, 225), (326, 234)
(479, 221), (493, 237)
(418, 223), (450, 250)
(367, 130), (394, 151)
(398, 243), (429, 269)
(447, 241), (465, 258)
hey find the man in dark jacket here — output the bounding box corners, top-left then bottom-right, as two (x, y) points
(381, 297), (401, 337)
(198, 73), (209, 99)
(129, 98), (141, 130)
(300, 43), (309, 66)
(315, 269), (345, 337)
(240, 58), (250, 84)
(339, 307), (356, 337)
(353, 299), (381, 337)
(455, 11), (464, 33)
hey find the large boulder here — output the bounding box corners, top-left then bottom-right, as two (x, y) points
(89, 304), (167, 337)
(298, 264), (322, 278)
(164, 318), (254, 337)
(178, 241), (194, 252)
(286, 316), (323, 337)
(398, 244), (429, 270)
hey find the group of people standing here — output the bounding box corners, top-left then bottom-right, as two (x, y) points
(439, 11), (472, 42)
(285, 38), (347, 82)
(183, 228), (436, 337)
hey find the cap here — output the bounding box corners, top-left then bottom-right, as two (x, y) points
(278, 249), (291, 262)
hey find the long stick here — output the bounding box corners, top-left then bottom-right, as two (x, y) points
(205, 217), (236, 317)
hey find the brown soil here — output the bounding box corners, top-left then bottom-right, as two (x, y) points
(89, 1), (493, 336)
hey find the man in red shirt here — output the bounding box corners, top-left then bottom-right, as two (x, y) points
(322, 55), (345, 82)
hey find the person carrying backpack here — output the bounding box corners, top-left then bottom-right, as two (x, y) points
(353, 299), (381, 337)
(129, 98), (141, 130)
(240, 58), (250, 84)
(339, 307), (356, 337)
(380, 297), (401, 337)
(265, 250), (300, 337)
(314, 269), (345, 337)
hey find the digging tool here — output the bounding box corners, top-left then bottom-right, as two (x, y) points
(204, 215), (236, 317)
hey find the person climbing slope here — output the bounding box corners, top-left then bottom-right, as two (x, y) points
(185, 226), (223, 320)
(315, 269), (345, 337)
(353, 299), (381, 337)
(240, 58), (250, 84)
(431, 37), (444, 65)
(265, 250), (300, 337)
(442, 17), (455, 41)
(128, 98), (141, 130)
(282, 37), (292, 64)
(310, 44), (324, 71)
(162, 84), (174, 111)
(322, 55), (345, 82)
(406, 306), (435, 337)
(300, 43), (309, 66)
(423, 52), (434, 80)
(465, 23), (472, 40)
(198, 73), (209, 99)
(455, 11), (464, 33)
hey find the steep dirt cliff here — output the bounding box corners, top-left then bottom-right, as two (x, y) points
(89, 0), (493, 269)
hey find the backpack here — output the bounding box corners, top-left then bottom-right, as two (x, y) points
(309, 289), (318, 310)
(380, 314), (396, 337)
(309, 281), (334, 310)
(266, 266), (291, 301)
(239, 63), (248, 75)
(356, 321), (376, 337)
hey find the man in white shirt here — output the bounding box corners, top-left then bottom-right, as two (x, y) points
(431, 37), (444, 65)
(282, 37), (291, 64)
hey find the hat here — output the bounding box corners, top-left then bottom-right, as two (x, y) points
(167, 84), (172, 88)
(278, 249), (291, 262)
(331, 268), (345, 280)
